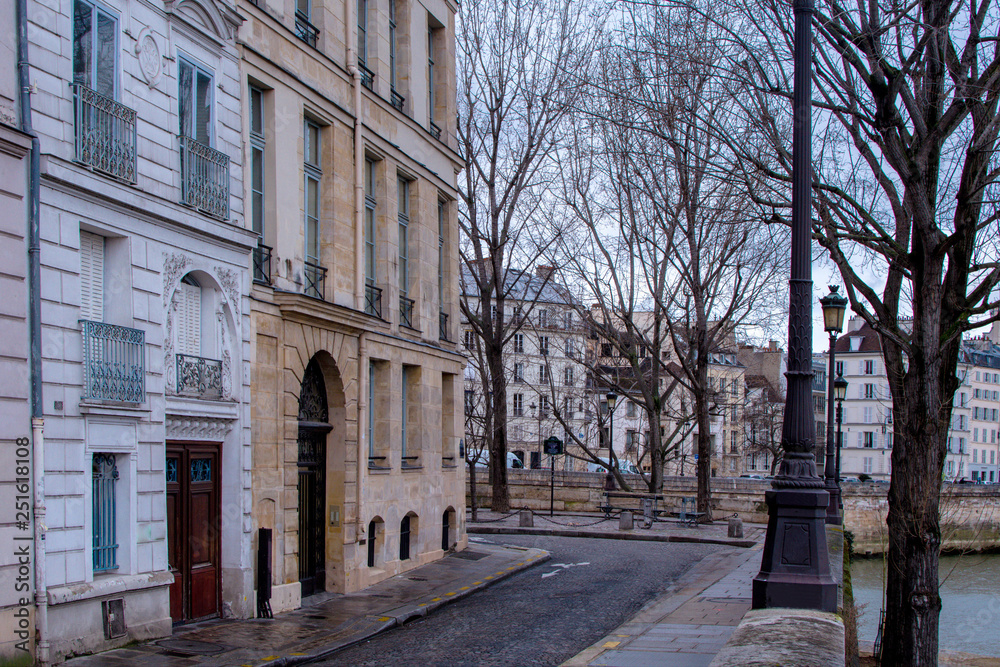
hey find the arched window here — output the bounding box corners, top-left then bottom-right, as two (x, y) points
(399, 515), (411, 561)
(176, 275), (202, 356)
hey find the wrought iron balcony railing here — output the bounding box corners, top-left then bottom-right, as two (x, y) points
(175, 353), (223, 400)
(358, 62), (374, 90)
(304, 261), (327, 299)
(429, 121), (442, 140)
(439, 311), (449, 341)
(365, 283), (382, 318)
(390, 90), (405, 112)
(81, 320), (145, 403)
(295, 11), (319, 47)
(180, 135), (230, 219)
(400, 295), (415, 328)
(72, 84), (137, 183)
(253, 242), (272, 285)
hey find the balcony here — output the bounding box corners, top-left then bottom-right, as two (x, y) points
(180, 136), (230, 220)
(253, 242), (272, 285)
(429, 121), (442, 140)
(365, 283), (382, 318)
(390, 90), (405, 112)
(304, 261), (327, 299)
(175, 353), (222, 400)
(439, 311), (449, 341)
(359, 62), (374, 90)
(295, 11), (319, 47)
(81, 320), (145, 403)
(72, 84), (136, 183)
(400, 295), (415, 328)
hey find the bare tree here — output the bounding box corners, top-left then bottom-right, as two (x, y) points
(558, 3), (784, 516)
(706, 0), (1000, 657)
(457, 0), (601, 511)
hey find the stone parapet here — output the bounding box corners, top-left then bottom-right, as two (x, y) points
(708, 609), (845, 667)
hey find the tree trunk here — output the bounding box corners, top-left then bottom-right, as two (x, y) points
(469, 460), (478, 522)
(487, 348), (510, 512)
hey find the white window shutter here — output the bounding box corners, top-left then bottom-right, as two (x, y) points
(80, 231), (104, 322)
(857, 432), (863, 448)
(176, 282), (201, 356)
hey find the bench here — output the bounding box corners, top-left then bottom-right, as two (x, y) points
(599, 492), (667, 523)
(671, 497), (705, 527)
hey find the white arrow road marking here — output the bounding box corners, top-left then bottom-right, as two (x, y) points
(542, 562), (590, 578)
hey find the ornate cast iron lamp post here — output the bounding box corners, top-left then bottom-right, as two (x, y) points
(606, 392), (617, 464)
(751, 0), (837, 612)
(820, 286), (848, 523)
(835, 375), (848, 503)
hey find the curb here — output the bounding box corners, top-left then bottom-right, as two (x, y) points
(256, 547), (551, 666)
(467, 525), (757, 549)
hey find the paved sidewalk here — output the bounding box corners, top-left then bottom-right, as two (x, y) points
(64, 543), (548, 667)
(562, 544), (763, 667)
(467, 509), (763, 549)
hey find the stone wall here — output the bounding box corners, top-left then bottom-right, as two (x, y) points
(467, 471), (1000, 554)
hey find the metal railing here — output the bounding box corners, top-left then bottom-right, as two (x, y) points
(400, 295), (415, 328)
(253, 242), (272, 285)
(365, 283), (382, 318)
(358, 62), (374, 90)
(429, 121), (442, 140)
(439, 311), (449, 341)
(295, 11), (319, 47)
(81, 320), (145, 403)
(175, 353), (223, 400)
(304, 261), (327, 299)
(390, 89), (405, 112)
(180, 135), (230, 219)
(72, 84), (137, 183)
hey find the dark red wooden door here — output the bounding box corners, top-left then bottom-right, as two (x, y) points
(166, 443), (220, 624)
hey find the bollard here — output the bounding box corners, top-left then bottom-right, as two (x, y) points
(519, 510), (534, 527)
(728, 516), (744, 538)
(642, 498), (654, 529)
(619, 511), (634, 530)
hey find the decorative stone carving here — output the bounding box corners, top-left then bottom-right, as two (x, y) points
(135, 28), (162, 86)
(166, 415), (233, 441)
(215, 266), (241, 320)
(163, 253), (190, 309)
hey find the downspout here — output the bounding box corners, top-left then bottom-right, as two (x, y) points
(17, 0), (48, 661)
(348, 0), (366, 543)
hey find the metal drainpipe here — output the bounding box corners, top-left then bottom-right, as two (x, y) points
(349, 0), (366, 542)
(17, 0), (48, 660)
(356, 332), (366, 544)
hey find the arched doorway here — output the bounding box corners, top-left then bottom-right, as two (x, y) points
(297, 358), (331, 597)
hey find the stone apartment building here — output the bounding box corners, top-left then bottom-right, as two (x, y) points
(15, 0), (258, 658)
(461, 266), (590, 472)
(240, 0), (467, 615)
(961, 336), (1000, 482)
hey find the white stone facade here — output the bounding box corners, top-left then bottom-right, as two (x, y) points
(24, 0), (256, 658)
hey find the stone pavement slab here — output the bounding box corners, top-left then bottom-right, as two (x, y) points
(562, 544), (763, 667)
(64, 543), (548, 667)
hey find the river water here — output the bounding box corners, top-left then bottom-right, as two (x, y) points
(851, 553), (1000, 656)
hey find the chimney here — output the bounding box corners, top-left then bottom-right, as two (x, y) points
(768, 340), (778, 352)
(536, 265), (555, 281)
(848, 316), (864, 333)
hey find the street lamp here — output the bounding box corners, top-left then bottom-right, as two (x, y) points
(820, 285), (848, 524)
(835, 375), (848, 496)
(751, 0), (837, 612)
(606, 392), (618, 465)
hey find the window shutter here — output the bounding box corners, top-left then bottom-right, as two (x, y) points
(80, 231), (104, 322)
(175, 282), (201, 356)
(857, 432), (863, 448)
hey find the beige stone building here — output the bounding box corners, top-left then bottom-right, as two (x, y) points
(238, 0), (466, 614)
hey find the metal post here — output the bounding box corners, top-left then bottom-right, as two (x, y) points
(550, 453), (555, 517)
(825, 332), (842, 524)
(751, 0), (836, 612)
(836, 398), (844, 508)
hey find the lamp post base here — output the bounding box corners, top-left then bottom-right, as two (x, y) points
(824, 479), (842, 525)
(752, 488), (837, 612)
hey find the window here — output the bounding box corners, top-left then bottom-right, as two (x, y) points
(438, 200), (445, 308)
(464, 389), (474, 414)
(540, 396), (550, 416)
(539, 309), (549, 328)
(835, 361), (844, 377)
(512, 393), (523, 417)
(959, 415), (967, 430)
(947, 460), (955, 475)
(565, 338), (575, 358)
(80, 231), (105, 322)
(513, 333), (524, 354)
(539, 336), (549, 356)
(863, 432), (874, 448)
(427, 22), (440, 134)
(398, 177), (410, 296)
(249, 85), (266, 238)
(565, 311), (574, 328)
(865, 383), (876, 399)
(514, 363), (524, 383)
(368, 361), (376, 458)
(864, 359), (876, 375)
(564, 366), (574, 386)
(175, 276), (202, 356)
(974, 449), (979, 463)
(626, 401), (636, 418)
(464, 330), (474, 349)
(367, 519), (380, 567)
(961, 392), (967, 407)
(358, 0), (369, 70)
(975, 428), (980, 442)
(389, 0), (399, 96)
(625, 430), (638, 452)
(365, 159), (377, 288)
(539, 364), (549, 384)
(92, 453), (119, 572)
(399, 515), (411, 561)
(401, 366), (409, 458)
(74, 0), (117, 99)
(601, 343), (613, 357)
(179, 57), (213, 146)
(304, 120), (322, 266)
(730, 431), (739, 454)
(864, 406), (873, 424)
(959, 438), (966, 454)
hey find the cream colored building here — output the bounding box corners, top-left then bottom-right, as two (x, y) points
(238, 0), (466, 614)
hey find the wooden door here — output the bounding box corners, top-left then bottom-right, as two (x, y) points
(166, 443), (221, 624)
